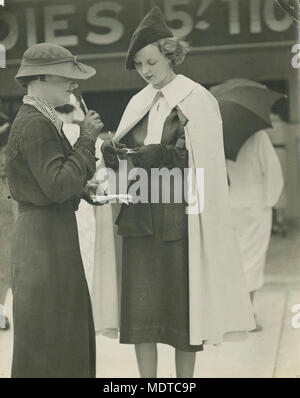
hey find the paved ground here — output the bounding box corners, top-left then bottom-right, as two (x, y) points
(1, 227), (300, 378)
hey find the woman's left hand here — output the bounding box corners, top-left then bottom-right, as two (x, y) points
(130, 144), (167, 168)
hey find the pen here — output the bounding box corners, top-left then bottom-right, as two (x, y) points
(79, 95), (89, 115)
(108, 130), (120, 162)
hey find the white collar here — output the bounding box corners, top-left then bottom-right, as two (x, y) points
(23, 95), (63, 134)
(131, 74), (199, 113)
(161, 74), (197, 109)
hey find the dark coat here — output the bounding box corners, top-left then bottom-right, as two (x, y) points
(116, 108), (188, 241)
(113, 107), (201, 350)
(6, 105), (96, 378)
(0, 177), (14, 304)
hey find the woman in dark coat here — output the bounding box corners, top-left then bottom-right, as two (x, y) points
(6, 43), (105, 378)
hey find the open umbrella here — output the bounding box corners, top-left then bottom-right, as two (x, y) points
(210, 78), (284, 161)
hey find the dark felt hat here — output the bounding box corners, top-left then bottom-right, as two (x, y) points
(125, 7), (174, 70)
(15, 43), (96, 82)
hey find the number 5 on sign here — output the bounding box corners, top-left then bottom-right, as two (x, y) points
(164, 0), (193, 38)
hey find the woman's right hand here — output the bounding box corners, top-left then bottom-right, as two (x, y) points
(80, 110), (104, 141)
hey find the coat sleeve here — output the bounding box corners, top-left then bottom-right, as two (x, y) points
(160, 126), (188, 169)
(21, 117), (96, 203)
(258, 130), (284, 207)
(129, 108), (188, 170)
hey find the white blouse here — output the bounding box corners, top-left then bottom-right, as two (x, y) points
(145, 75), (185, 145)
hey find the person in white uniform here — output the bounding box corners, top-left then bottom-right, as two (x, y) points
(56, 96), (97, 290)
(226, 130), (284, 330)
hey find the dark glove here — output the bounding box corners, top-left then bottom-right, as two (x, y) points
(130, 144), (171, 169)
(81, 183), (108, 206)
(101, 140), (127, 170)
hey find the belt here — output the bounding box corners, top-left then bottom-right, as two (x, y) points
(18, 201), (75, 213)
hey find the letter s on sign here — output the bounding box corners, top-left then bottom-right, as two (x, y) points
(86, 1), (124, 45)
(291, 304), (300, 329)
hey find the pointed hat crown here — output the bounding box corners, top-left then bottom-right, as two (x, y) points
(125, 6), (174, 70)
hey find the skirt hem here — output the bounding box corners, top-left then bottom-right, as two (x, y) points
(120, 327), (203, 352)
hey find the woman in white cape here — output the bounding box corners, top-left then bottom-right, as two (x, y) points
(91, 7), (255, 378)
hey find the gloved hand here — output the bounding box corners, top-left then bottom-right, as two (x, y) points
(81, 182), (108, 206)
(101, 140), (127, 170)
(130, 144), (171, 169)
(80, 110), (104, 141)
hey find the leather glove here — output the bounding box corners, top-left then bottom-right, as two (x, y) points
(101, 141), (127, 170)
(81, 182), (108, 206)
(130, 144), (171, 169)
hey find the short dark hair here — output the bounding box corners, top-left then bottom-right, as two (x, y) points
(15, 75), (46, 89)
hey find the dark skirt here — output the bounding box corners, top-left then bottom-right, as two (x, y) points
(0, 189), (14, 304)
(119, 203), (203, 352)
(10, 202), (96, 378)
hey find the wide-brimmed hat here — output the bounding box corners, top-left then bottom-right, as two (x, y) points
(15, 43), (96, 82)
(125, 7), (174, 70)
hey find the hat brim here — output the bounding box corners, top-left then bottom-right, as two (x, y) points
(15, 61), (96, 81)
(126, 35), (173, 70)
(125, 6), (174, 70)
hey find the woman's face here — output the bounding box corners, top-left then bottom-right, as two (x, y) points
(41, 76), (78, 107)
(134, 44), (175, 89)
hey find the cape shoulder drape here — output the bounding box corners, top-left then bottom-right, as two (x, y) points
(91, 75), (255, 345)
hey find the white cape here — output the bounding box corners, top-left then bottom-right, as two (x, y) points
(91, 75), (256, 345)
